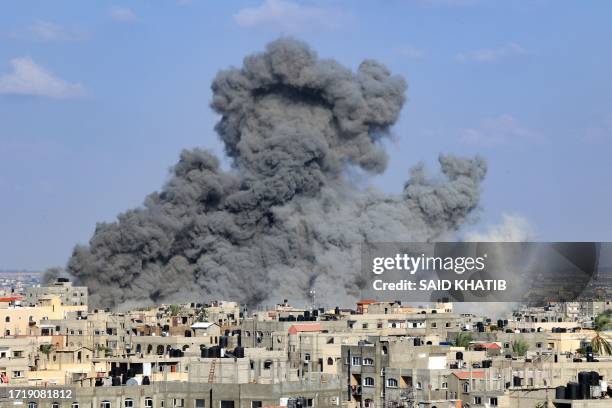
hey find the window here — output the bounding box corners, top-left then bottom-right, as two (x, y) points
(416, 382), (422, 389)
(431, 322), (437, 328)
(124, 399), (134, 408)
(251, 402), (262, 408)
(473, 396), (482, 404)
(5, 316), (9, 322)
(173, 399), (184, 408)
(441, 382), (448, 389)
(363, 377), (375, 387)
(445, 322), (451, 328)
(13, 370), (23, 378)
(145, 398), (153, 408)
(352, 356), (361, 365)
(304, 353), (311, 361)
(195, 400), (205, 408)
(362, 323), (368, 329)
(28, 403), (37, 408)
(101, 402), (111, 408)
(387, 378), (398, 388)
(536, 343), (542, 348)
(52, 403), (60, 408)
(72, 404), (80, 408)
(489, 397), (498, 406)
(463, 383), (469, 393)
(363, 358), (374, 366)
(327, 357), (334, 365)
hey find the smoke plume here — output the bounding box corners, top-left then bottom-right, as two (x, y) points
(57, 39), (486, 309)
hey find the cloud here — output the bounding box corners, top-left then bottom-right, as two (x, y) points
(461, 114), (541, 147)
(0, 57), (85, 99)
(456, 42), (527, 63)
(395, 45), (425, 59)
(234, 0), (348, 32)
(109, 6), (137, 22)
(463, 213), (534, 242)
(25, 20), (85, 42)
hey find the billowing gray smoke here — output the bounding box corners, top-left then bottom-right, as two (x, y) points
(55, 39), (486, 310)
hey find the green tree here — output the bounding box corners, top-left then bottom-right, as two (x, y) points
(511, 338), (529, 357)
(454, 332), (473, 348)
(591, 310), (612, 355)
(169, 304), (182, 316)
(39, 344), (54, 369)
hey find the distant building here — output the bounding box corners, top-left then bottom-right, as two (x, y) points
(25, 278), (88, 308)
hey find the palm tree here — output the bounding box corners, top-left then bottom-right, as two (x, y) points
(454, 332), (473, 348)
(39, 344), (54, 369)
(511, 338), (529, 357)
(591, 310), (612, 355)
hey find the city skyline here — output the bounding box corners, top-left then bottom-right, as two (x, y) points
(2, 1), (612, 271)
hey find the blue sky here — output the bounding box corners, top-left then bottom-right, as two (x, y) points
(1, 0), (612, 270)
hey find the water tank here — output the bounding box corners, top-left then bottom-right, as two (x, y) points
(590, 371), (600, 386)
(125, 377), (141, 386)
(111, 376), (121, 386)
(219, 336), (229, 348)
(142, 376), (150, 385)
(580, 381), (590, 399)
(200, 347), (207, 358)
(234, 346), (245, 358)
(578, 372), (591, 385)
(413, 338), (421, 346)
(555, 386), (565, 399)
(566, 382), (580, 399)
(586, 345), (594, 362)
(455, 351), (463, 360)
(95, 378), (104, 387)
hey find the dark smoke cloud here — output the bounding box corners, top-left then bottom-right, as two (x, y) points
(53, 39), (486, 309)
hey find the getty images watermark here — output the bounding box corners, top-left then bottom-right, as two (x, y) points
(360, 242), (609, 303)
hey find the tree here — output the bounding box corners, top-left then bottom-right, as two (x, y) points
(197, 306), (209, 322)
(454, 332), (473, 348)
(511, 338), (529, 357)
(591, 310), (612, 355)
(39, 344), (53, 358)
(39, 344), (54, 369)
(169, 304), (182, 316)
